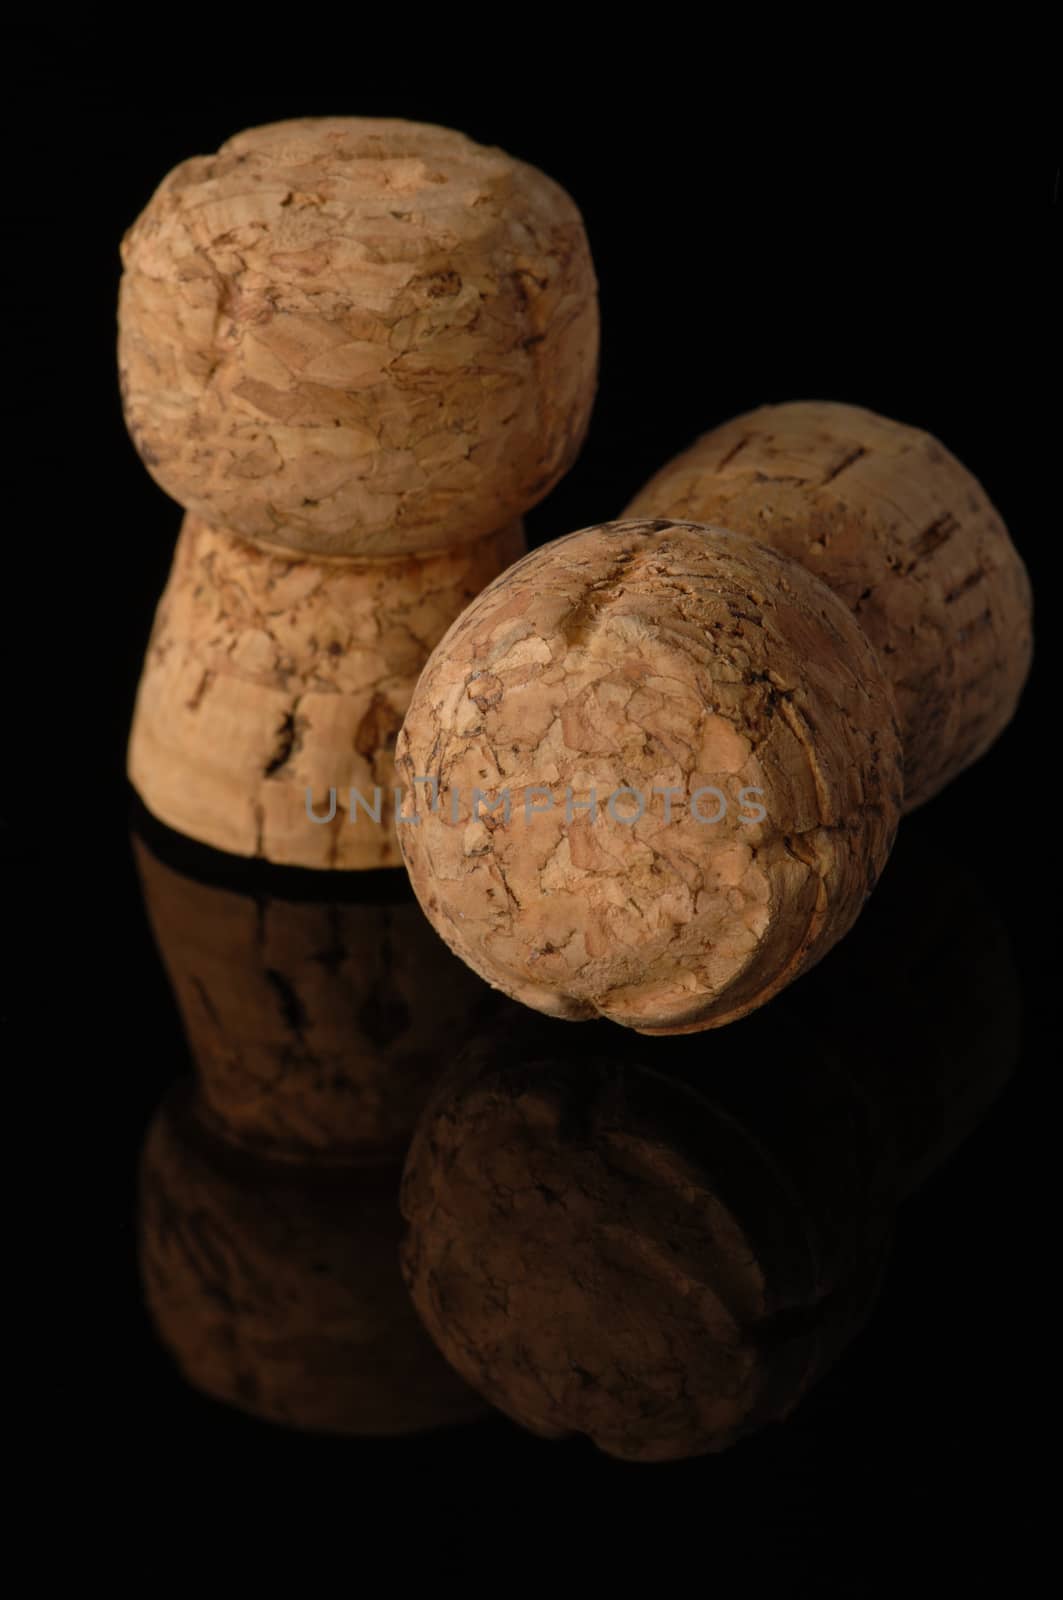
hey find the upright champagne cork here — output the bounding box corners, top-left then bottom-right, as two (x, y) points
(119, 117), (599, 867)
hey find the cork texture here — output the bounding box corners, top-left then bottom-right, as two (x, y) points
(626, 401), (1033, 807)
(128, 514), (525, 868)
(119, 117), (598, 556)
(396, 519), (902, 1033)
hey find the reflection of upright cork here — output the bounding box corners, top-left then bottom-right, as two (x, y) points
(133, 828), (493, 1166)
(140, 1090), (485, 1436)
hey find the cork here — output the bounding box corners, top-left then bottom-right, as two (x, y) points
(396, 518), (902, 1033)
(128, 514), (525, 868)
(119, 117), (598, 557)
(626, 401), (1033, 807)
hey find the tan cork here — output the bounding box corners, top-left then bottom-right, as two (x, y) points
(395, 518), (902, 1033)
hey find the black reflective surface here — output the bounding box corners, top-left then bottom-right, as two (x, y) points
(76, 783), (1045, 1568)
(20, 48), (1053, 1574)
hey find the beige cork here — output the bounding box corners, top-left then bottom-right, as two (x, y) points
(128, 514), (525, 869)
(625, 401), (1033, 807)
(133, 833), (493, 1166)
(395, 519), (902, 1034)
(119, 117), (598, 557)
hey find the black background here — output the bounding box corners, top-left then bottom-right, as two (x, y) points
(11, 28), (1056, 1583)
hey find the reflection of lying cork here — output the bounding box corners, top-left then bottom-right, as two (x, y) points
(140, 1088), (486, 1436)
(402, 1013), (893, 1461)
(401, 830), (1020, 1460)
(133, 828), (493, 1166)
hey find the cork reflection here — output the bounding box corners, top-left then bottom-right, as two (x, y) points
(133, 825), (494, 1169)
(132, 819), (1020, 1456)
(133, 819), (492, 1436)
(400, 829), (1021, 1460)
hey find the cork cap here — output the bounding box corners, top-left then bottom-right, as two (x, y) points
(119, 117), (598, 556)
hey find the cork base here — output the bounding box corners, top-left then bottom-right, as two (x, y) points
(128, 514), (525, 868)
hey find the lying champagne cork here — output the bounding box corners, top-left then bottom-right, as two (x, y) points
(626, 401), (1032, 807)
(119, 117), (598, 557)
(129, 515), (524, 867)
(396, 519), (901, 1032)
